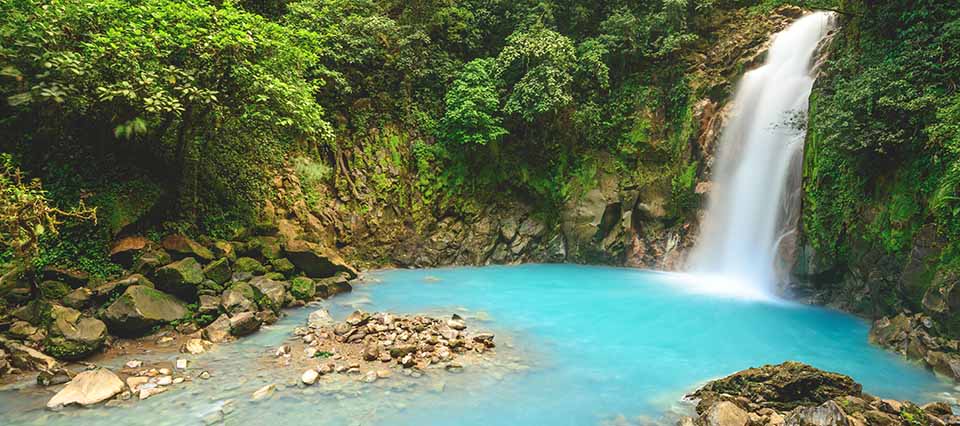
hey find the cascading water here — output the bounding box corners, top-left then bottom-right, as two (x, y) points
(686, 12), (835, 300)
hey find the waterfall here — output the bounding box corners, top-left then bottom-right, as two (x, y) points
(686, 12), (835, 300)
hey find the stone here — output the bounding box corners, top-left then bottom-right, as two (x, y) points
(290, 277), (316, 301)
(36, 367), (73, 386)
(925, 350), (960, 380)
(176, 358), (188, 369)
(9, 320), (43, 341)
(0, 336), (59, 372)
(251, 384), (276, 401)
(182, 338), (208, 355)
(361, 370), (378, 383)
(690, 362), (862, 412)
(203, 258), (232, 285)
(109, 236), (149, 266)
(234, 257), (267, 275)
(316, 273), (353, 297)
(61, 287), (92, 309)
(155, 257), (205, 301)
(307, 309), (335, 329)
(132, 250), (172, 276)
(103, 285), (189, 336)
(447, 314), (466, 330)
(250, 276), (287, 312)
(126, 376), (149, 392)
(783, 401), (850, 426)
(156, 375), (173, 386)
(199, 294), (221, 315)
(139, 385), (167, 400)
(45, 306), (108, 360)
(345, 310), (368, 326)
(700, 401), (750, 426)
(363, 342), (381, 361)
(162, 234), (214, 261)
(91, 274), (155, 300)
(922, 402), (953, 417)
(125, 360), (143, 368)
(271, 258), (296, 277)
(301, 369), (319, 385)
(204, 314), (233, 343)
(47, 368), (125, 409)
(283, 240), (358, 279)
(221, 282), (259, 315)
(229, 312), (261, 336)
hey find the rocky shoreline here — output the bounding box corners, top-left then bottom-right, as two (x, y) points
(680, 361), (959, 426)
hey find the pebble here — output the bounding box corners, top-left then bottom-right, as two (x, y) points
(156, 376), (173, 386)
(301, 369), (319, 385)
(251, 384), (276, 401)
(176, 359), (188, 369)
(199, 371), (211, 380)
(125, 360), (143, 369)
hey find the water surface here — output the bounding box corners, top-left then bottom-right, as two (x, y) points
(0, 265), (953, 425)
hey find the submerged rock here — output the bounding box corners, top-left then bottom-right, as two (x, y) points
(47, 368), (124, 409)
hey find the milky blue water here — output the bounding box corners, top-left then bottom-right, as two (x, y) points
(0, 265), (954, 425)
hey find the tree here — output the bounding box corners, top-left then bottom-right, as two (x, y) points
(438, 58), (507, 147)
(495, 26), (576, 122)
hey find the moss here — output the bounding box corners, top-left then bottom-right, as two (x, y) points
(234, 257), (266, 275)
(43, 336), (100, 360)
(290, 277), (316, 301)
(39, 280), (71, 300)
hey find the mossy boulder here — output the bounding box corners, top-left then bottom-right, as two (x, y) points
(234, 257), (267, 275)
(270, 258), (296, 277)
(203, 258), (232, 285)
(212, 241), (237, 261)
(61, 288), (92, 310)
(45, 305), (107, 360)
(102, 285), (188, 336)
(221, 282), (259, 315)
(155, 257), (204, 301)
(283, 240), (358, 279)
(162, 234), (214, 261)
(39, 281), (72, 300)
(249, 276), (286, 313)
(290, 277), (316, 301)
(90, 274), (154, 301)
(689, 361), (862, 413)
(132, 249), (172, 276)
(316, 273), (353, 298)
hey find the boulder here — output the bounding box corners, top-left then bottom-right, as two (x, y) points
(103, 285), (188, 336)
(212, 241), (236, 261)
(250, 276), (286, 312)
(270, 258), (296, 277)
(61, 287), (92, 309)
(229, 312), (261, 336)
(290, 277), (316, 301)
(46, 368), (125, 409)
(234, 257), (267, 275)
(45, 306), (107, 360)
(131, 249), (172, 276)
(690, 362), (862, 412)
(0, 336), (60, 372)
(307, 309), (334, 329)
(199, 294), (221, 315)
(91, 274), (154, 300)
(203, 258), (232, 285)
(162, 234), (214, 261)
(155, 257), (204, 301)
(784, 401), (850, 426)
(203, 314), (233, 343)
(924, 351), (960, 380)
(283, 240), (358, 279)
(109, 236), (149, 267)
(698, 401), (749, 426)
(315, 273), (353, 297)
(221, 282), (259, 314)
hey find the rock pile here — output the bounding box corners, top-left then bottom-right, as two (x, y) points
(45, 360), (201, 409)
(0, 231), (360, 375)
(680, 361), (957, 426)
(288, 309), (495, 384)
(870, 312), (960, 381)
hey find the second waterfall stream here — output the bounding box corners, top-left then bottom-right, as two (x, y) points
(686, 12), (835, 300)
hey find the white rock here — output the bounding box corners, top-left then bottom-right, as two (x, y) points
(156, 376), (173, 386)
(307, 309), (334, 329)
(182, 338), (207, 355)
(125, 360), (143, 369)
(173, 377), (185, 384)
(176, 359), (188, 370)
(158, 368), (171, 375)
(126, 376), (149, 392)
(139, 385), (167, 400)
(301, 369), (319, 385)
(47, 368), (125, 409)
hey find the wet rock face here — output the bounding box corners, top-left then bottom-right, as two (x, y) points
(283, 240), (359, 279)
(682, 362), (953, 426)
